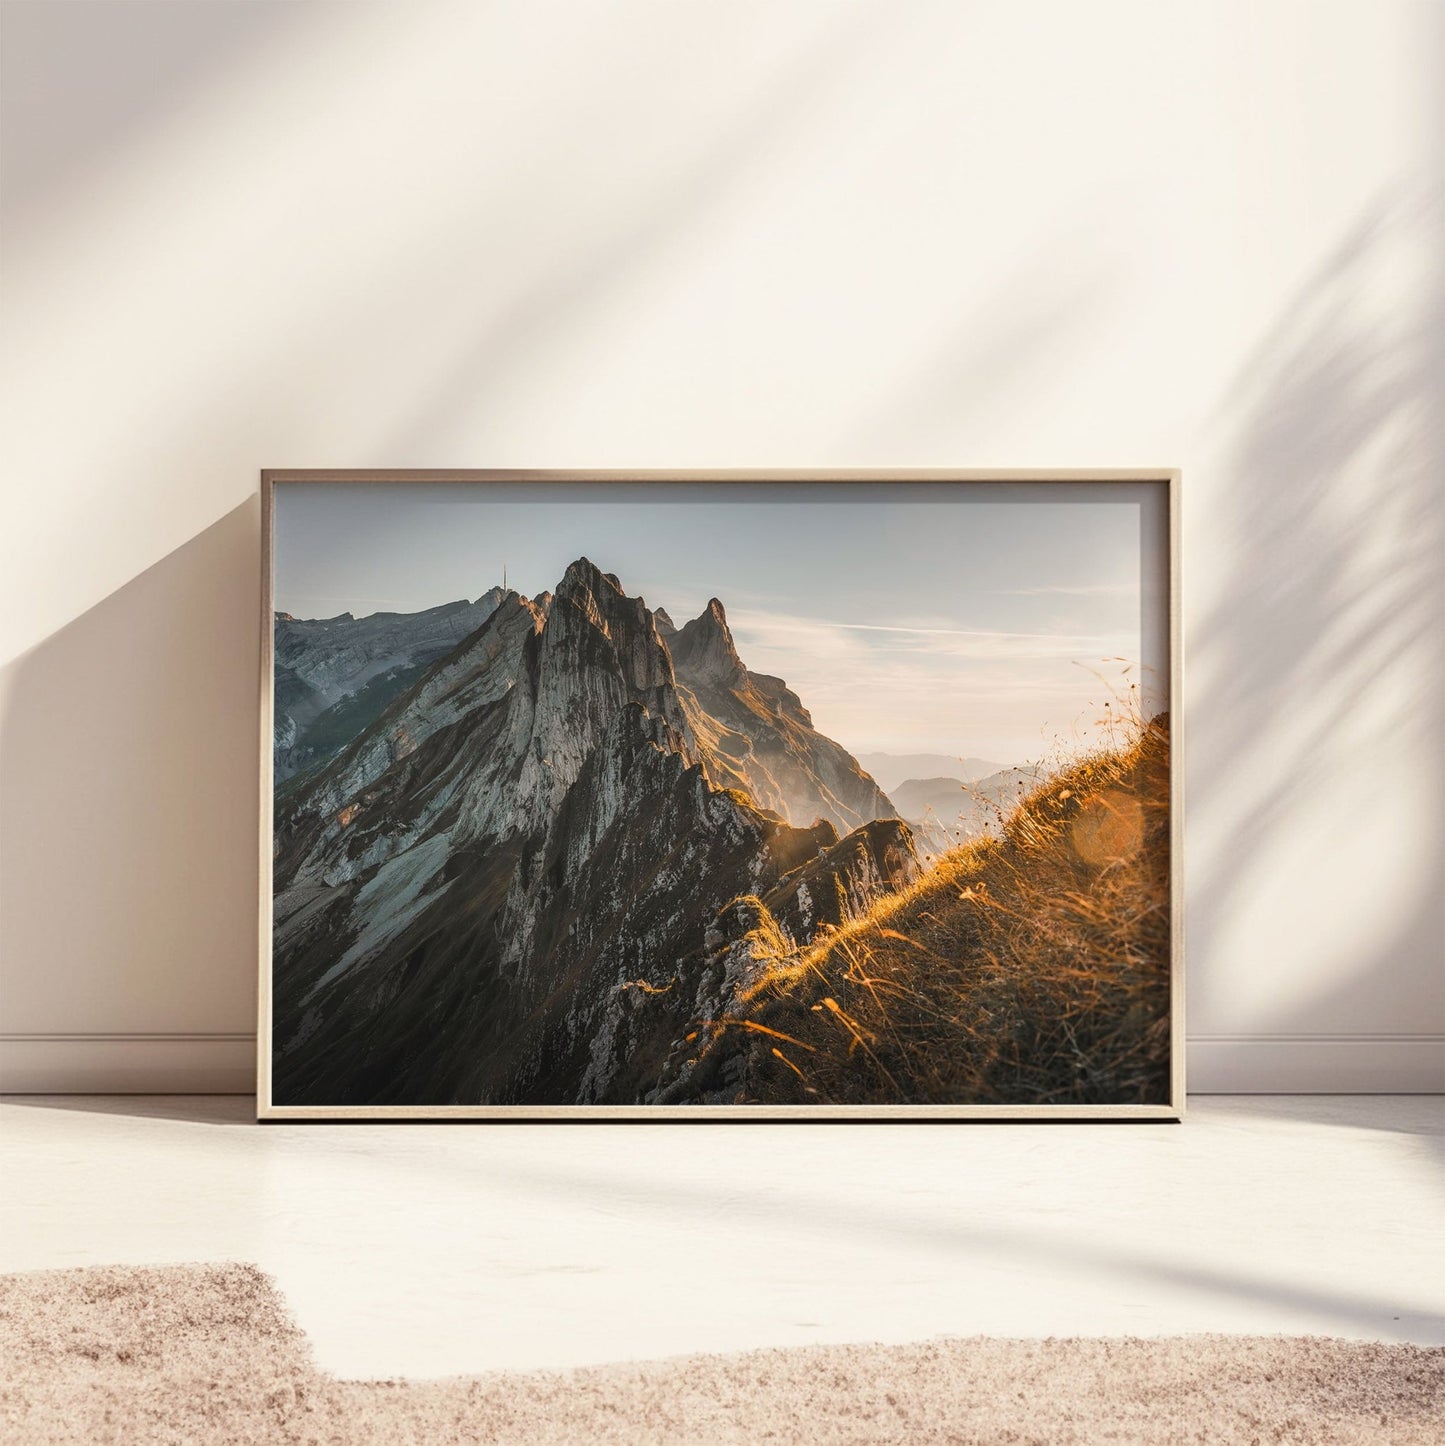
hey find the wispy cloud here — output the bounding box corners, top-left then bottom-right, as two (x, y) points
(725, 606), (1140, 759)
(994, 582), (1137, 597)
(728, 608), (1131, 661)
(811, 618), (1119, 643)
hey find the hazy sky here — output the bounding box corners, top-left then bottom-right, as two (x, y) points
(275, 480), (1168, 763)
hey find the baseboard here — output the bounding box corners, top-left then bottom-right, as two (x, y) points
(0, 1035), (255, 1094)
(1, 1033), (1440, 1096)
(1187, 1035), (1444, 1093)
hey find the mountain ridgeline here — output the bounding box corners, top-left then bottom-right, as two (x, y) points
(271, 559), (918, 1106)
(274, 592), (506, 782)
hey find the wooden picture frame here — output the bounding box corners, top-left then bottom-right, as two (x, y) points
(258, 470), (1183, 1120)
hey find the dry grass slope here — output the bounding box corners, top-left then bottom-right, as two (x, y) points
(682, 716), (1171, 1106)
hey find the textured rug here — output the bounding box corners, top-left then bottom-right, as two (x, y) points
(2, 1264), (1441, 1444)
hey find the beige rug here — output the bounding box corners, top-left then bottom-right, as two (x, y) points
(2, 1264), (1440, 1444)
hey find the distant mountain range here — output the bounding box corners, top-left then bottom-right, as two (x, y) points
(854, 752), (1006, 794)
(271, 560), (918, 1107)
(889, 767), (1044, 860)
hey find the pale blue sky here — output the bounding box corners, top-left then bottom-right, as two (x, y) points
(274, 481), (1168, 763)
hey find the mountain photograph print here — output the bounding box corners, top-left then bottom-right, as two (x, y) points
(260, 473), (1179, 1118)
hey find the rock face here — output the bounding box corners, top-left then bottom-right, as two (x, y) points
(271, 559), (918, 1107)
(669, 598), (897, 834)
(273, 591), (505, 782)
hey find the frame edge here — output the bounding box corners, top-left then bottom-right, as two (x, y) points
(255, 469), (1183, 1123)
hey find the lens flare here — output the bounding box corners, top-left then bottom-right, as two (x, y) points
(1070, 790), (1144, 866)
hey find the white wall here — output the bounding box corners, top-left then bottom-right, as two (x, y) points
(1, 0), (1440, 1093)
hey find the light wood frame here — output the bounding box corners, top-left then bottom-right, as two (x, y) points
(258, 470), (1184, 1122)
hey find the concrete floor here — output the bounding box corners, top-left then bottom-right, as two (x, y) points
(1, 1095), (1441, 1379)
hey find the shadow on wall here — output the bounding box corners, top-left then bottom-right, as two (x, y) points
(0, 501), (261, 1034)
(0, 0), (306, 223)
(1190, 188), (1445, 1040)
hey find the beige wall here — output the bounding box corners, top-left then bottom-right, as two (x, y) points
(1, 0), (1440, 1092)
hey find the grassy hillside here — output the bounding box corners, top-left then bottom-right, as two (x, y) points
(665, 716), (1171, 1106)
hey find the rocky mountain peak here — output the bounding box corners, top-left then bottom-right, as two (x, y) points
(653, 607), (677, 637)
(671, 597), (746, 688)
(550, 558), (653, 642)
(518, 561), (693, 809)
(556, 556), (622, 605)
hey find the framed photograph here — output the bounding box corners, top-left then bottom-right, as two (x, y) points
(258, 471), (1182, 1120)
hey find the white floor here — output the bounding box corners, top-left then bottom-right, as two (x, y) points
(1, 1095), (1441, 1379)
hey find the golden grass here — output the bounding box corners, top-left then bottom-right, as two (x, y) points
(686, 716), (1171, 1106)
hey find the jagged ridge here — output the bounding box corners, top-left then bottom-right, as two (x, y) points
(668, 595), (897, 834)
